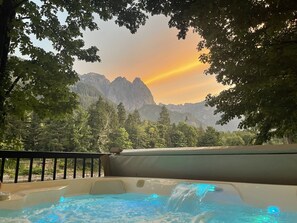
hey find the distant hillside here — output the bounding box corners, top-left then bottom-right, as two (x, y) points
(165, 102), (240, 131)
(73, 72), (240, 131)
(71, 82), (104, 108)
(139, 104), (205, 128)
(73, 73), (155, 110)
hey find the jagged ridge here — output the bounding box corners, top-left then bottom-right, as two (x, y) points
(73, 72), (240, 131)
(76, 73), (155, 111)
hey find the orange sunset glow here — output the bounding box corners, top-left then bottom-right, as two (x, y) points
(143, 61), (203, 85)
(74, 15), (224, 104)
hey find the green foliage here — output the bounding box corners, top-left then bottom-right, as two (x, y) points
(131, 110), (141, 125)
(158, 105), (170, 126)
(88, 97), (118, 152)
(23, 112), (42, 151)
(32, 166), (43, 175)
(176, 122), (199, 147)
(234, 131), (256, 145)
(127, 124), (147, 149)
(1, 0), (295, 148)
(117, 103), (126, 128)
(0, 97), (262, 152)
(0, 0), (148, 129)
(169, 125), (187, 147)
(68, 107), (92, 152)
(220, 133), (245, 146)
(144, 0), (297, 142)
(124, 110), (146, 148)
(0, 113), (25, 150)
(109, 127), (132, 149)
(145, 122), (166, 148)
(198, 127), (221, 147)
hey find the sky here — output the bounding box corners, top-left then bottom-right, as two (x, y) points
(73, 15), (224, 105)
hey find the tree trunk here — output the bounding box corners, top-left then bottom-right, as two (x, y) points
(283, 135), (293, 144)
(0, 0), (16, 128)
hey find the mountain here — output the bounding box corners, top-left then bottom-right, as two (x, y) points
(74, 73), (155, 110)
(73, 72), (240, 131)
(79, 72), (110, 95)
(71, 82), (104, 108)
(138, 104), (205, 128)
(165, 102), (240, 131)
(107, 77), (155, 111)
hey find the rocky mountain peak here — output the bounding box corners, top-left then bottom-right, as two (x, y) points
(133, 77), (143, 84)
(80, 73), (110, 95)
(113, 76), (128, 82)
(108, 76), (155, 111)
(111, 76), (131, 87)
(75, 73), (155, 111)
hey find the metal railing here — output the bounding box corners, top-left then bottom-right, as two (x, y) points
(0, 150), (109, 183)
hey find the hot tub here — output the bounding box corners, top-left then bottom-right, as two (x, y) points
(0, 177), (297, 222)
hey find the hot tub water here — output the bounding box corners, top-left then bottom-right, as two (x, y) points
(0, 183), (296, 222)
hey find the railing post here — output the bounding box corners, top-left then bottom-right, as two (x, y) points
(41, 158), (46, 181)
(53, 158), (57, 180)
(73, 157), (77, 179)
(28, 158), (33, 182)
(0, 157), (5, 183)
(82, 158), (86, 178)
(98, 157), (101, 177)
(91, 158), (94, 177)
(63, 158), (67, 179)
(14, 158), (20, 183)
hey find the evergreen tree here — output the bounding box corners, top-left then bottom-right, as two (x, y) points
(158, 105), (170, 126)
(125, 110), (146, 148)
(37, 118), (66, 152)
(177, 122), (198, 147)
(88, 97), (118, 152)
(109, 127), (132, 149)
(24, 107), (92, 152)
(170, 125), (187, 147)
(132, 110), (141, 125)
(234, 131), (256, 145)
(145, 122), (166, 148)
(156, 106), (171, 146)
(125, 110), (141, 129)
(117, 103), (127, 128)
(24, 112), (42, 151)
(198, 127), (221, 147)
(0, 113), (25, 151)
(65, 107), (92, 152)
(220, 132), (245, 146)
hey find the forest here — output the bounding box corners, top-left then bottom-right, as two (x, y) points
(1, 96), (279, 153)
(1, 0), (296, 147)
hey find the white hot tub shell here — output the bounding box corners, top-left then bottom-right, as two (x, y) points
(0, 177), (297, 212)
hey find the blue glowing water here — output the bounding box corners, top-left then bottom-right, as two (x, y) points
(0, 183), (297, 222)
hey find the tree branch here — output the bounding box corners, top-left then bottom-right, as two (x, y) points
(5, 75), (21, 97)
(17, 16), (30, 20)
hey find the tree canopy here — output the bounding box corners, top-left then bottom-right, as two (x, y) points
(0, 0), (147, 130)
(143, 0), (297, 142)
(1, 0), (296, 144)
(1, 97), (261, 152)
